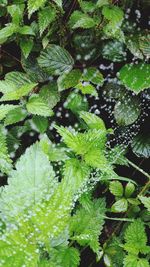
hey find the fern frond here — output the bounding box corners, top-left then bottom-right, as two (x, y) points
(0, 125), (12, 174)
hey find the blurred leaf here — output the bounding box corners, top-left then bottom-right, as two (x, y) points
(69, 11), (97, 29)
(57, 69), (82, 91)
(131, 134), (150, 158)
(111, 198), (128, 213)
(109, 181), (124, 197)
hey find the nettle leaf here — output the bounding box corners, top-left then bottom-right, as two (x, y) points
(109, 181), (124, 197)
(4, 107), (27, 126)
(75, 82), (98, 96)
(26, 95), (54, 117)
(53, 0), (62, 8)
(69, 11), (97, 29)
(32, 116), (48, 133)
(111, 198), (128, 213)
(70, 197), (106, 257)
(80, 111), (106, 131)
(0, 143), (56, 222)
(38, 6), (56, 35)
(131, 134), (150, 158)
(63, 158), (90, 195)
(124, 219), (150, 255)
(102, 40), (126, 62)
(126, 36), (144, 60)
(38, 45), (74, 75)
(57, 69), (82, 91)
(0, 125), (12, 174)
(0, 23), (17, 44)
(0, 83), (37, 101)
(125, 182), (135, 198)
(80, 1), (97, 13)
(139, 35), (150, 59)
(102, 5), (124, 24)
(139, 196), (150, 212)
(65, 92), (89, 114)
(123, 255), (149, 267)
(0, 104), (19, 121)
(7, 4), (25, 25)
(96, 0), (109, 7)
(83, 67), (104, 85)
(118, 63), (150, 93)
(28, 0), (47, 17)
(39, 82), (60, 109)
(5, 71), (32, 86)
(49, 247), (80, 267)
(20, 38), (33, 58)
(18, 25), (35, 36)
(114, 96), (141, 126)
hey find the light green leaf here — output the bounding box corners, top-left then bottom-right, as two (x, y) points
(38, 44), (74, 75)
(139, 196), (150, 212)
(111, 199), (128, 213)
(53, 0), (62, 8)
(0, 104), (19, 121)
(57, 69), (82, 91)
(20, 38), (33, 58)
(0, 83), (37, 101)
(123, 255), (149, 267)
(75, 82), (98, 96)
(49, 247), (80, 267)
(139, 35), (150, 59)
(0, 23), (17, 44)
(83, 67), (104, 85)
(0, 143), (56, 221)
(39, 82), (60, 109)
(97, 0), (109, 7)
(80, 111), (106, 131)
(18, 25), (35, 35)
(114, 96), (141, 126)
(131, 134), (150, 158)
(38, 6), (56, 35)
(28, 0), (47, 17)
(80, 1), (97, 13)
(32, 116), (48, 133)
(4, 107), (27, 126)
(102, 5), (124, 24)
(69, 11), (97, 29)
(26, 95), (54, 117)
(125, 182), (135, 198)
(65, 92), (89, 114)
(5, 71), (32, 87)
(109, 181), (124, 197)
(118, 63), (150, 93)
(0, 125), (12, 174)
(7, 4), (25, 25)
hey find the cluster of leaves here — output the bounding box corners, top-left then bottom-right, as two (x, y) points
(0, 0), (150, 266)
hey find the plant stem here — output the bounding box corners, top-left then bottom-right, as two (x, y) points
(127, 159), (150, 180)
(104, 216), (134, 222)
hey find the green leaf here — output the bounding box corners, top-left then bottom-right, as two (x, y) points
(0, 104), (19, 121)
(0, 83), (37, 101)
(26, 95), (54, 117)
(102, 5), (124, 24)
(63, 158), (90, 195)
(125, 182), (135, 198)
(75, 82), (98, 96)
(96, 0), (109, 7)
(139, 35), (150, 59)
(38, 45), (74, 75)
(70, 197), (106, 257)
(118, 63), (150, 93)
(7, 4), (25, 25)
(139, 196), (150, 212)
(49, 247), (80, 267)
(39, 82), (60, 109)
(83, 67), (104, 85)
(32, 116), (48, 133)
(69, 11), (97, 29)
(102, 40), (126, 62)
(109, 181), (124, 197)
(0, 23), (17, 44)
(114, 96), (141, 126)
(0, 125), (12, 174)
(124, 219), (149, 255)
(65, 92), (89, 114)
(28, 0), (47, 17)
(53, 0), (62, 8)
(20, 38), (33, 58)
(38, 6), (56, 35)
(80, 111), (106, 131)
(111, 199), (128, 213)
(123, 255), (150, 267)
(0, 143), (56, 221)
(126, 36), (144, 60)
(5, 71), (32, 86)
(4, 107), (27, 126)
(131, 134), (150, 158)
(80, 1), (97, 13)
(18, 25), (35, 35)
(57, 69), (82, 91)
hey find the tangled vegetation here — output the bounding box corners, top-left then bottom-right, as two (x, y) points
(0, 0), (150, 266)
